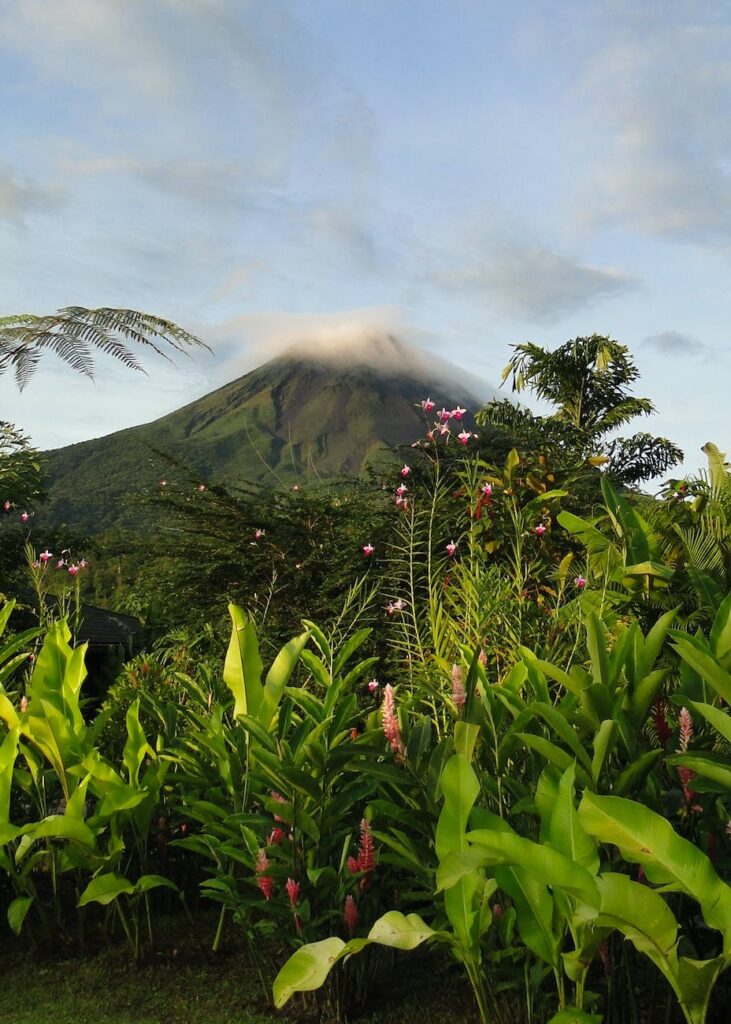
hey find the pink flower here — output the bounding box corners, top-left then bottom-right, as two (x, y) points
(386, 598), (405, 615)
(268, 827), (286, 846)
(452, 406), (467, 420)
(363, 543), (375, 557)
(400, 464), (411, 478)
(254, 528), (265, 539)
(368, 678), (379, 693)
(481, 483), (492, 497)
(39, 550), (53, 563)
(382, 685), (405, 757)
(422, 398), (435, 413)
(457, 430), (474, 445)
(79, 558), (89, 569)
(285, 877), (300, 909)
(2, 500), (10, 511)
(255, 849), (273, 901)
(20, 512), (29, 523)
(452, 665), (466, 710)
(395, 483), (408, 496)
(438, 407), (451, 422)
(68, 564), (80, 577)
(446, 540), (457, 558)
(348, 819), (377, 881)
(55, 559), (65, 569)
(534, 524), (546, 537)
(574, 575), (587, 590)
(438, 423), (450, 436)
(677, 708), (693, 753)
(344, 894), (358, 936)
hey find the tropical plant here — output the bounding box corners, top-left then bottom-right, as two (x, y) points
(477, 335), (682, 484)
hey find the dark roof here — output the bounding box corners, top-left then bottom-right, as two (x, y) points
(74, 604), (143, 649)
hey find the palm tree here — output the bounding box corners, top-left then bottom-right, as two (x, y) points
(0, 305), (208, 389)
(477, 334), (682, 484)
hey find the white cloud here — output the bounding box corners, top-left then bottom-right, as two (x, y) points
(0, 167), (62, 224)
(429, 237), (636, 324)
(643, 331), (713, 359)
(576, 18), (731, 242)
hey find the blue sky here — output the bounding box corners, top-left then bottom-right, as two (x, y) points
(1, 0), (729, 475)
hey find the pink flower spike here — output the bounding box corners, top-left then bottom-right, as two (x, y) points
(368, 679), (379, 693)
(400, 464), (411, 478)
(446, 540), (457, 558)
(574, 575), (587, 590)
(285, 877), (300, 909)
(382, 684), (405, 757)
(534, 524), (547, 536)
(39, 549), (53, 563)
(422, 397), (435, 413)
(677, 708), (693, 753)
(452, 665), (466, 710)
(68, 564), (80, 577)
(344, 894), (358, 936)
(268, 827), (286, 846)
(452, 406), (467, 420)
(363, 543), (375, 557)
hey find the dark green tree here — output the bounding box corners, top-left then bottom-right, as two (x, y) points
(477, 335), (682, 484)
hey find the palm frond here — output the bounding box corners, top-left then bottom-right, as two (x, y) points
(0, 306), (209, 389)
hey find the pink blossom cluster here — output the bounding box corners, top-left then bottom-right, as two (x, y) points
(31, 549), (89, 576)
(417, 398), (476, 446)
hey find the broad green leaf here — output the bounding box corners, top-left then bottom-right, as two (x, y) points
(17, 814), (95, 863)
(612, 749), (662, 797)
(368, 911), (437, 949)
(578, 792), (731, 952)
(223, 604), (263, 720)
(495, 865), (560, 967)
(273, 937), (347, 1007)
(710, 592), (731, 661)
(439, 830), (599, 908)
(667, 753), (731, 790)
(134, 873), (178, 895)
(78, 873), (135, 907)
(7, 895), (33, 935)
(123, 699), (154, 786)
(585, 613), (610, 688)
(591, 720), (617, 784)
(547, 765), (599, 874)
(671, 634), (731, 705)
(260, 630), (309, 729)
(435, 754), (482, 948)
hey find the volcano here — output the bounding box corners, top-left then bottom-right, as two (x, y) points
(40, 335), (494, 533)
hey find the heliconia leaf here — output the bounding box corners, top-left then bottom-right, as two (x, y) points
(367, 911), (437, 950)
(494, 865), (560, 967)
(547, 765), (599, 874)
(260, 630), (309, 730)
(272, 937), (347, 1007)
(578, 792), (731, 953)
(134, 874), (178, 895)
(16, 814), (95, 863)
(547, 1011), (603, 1024)
(7, 895), (33, 935)
(710, 591), (731, 661)
(223, 605), (263, 721)
(78, 873), (135, 907)
(670, 633), (731, 705)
